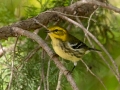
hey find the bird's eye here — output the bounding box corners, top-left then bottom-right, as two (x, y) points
(53, 29), (59, 32)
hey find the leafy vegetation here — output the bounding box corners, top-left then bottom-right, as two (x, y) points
(0, 0), (120, 90)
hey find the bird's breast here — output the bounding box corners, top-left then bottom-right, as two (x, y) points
(52, 40), (81, 62)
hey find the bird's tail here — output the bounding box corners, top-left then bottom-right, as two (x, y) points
(88, 48), (101, 52)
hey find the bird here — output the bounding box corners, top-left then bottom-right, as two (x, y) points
(46, 26), (100, 72)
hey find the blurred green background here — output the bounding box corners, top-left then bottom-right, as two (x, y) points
(0, 0), (120, 90)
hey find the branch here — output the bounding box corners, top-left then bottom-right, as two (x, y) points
(0, 40), (26, 57)
(58, 14), (120, 82)
(12, 27), (79, 90)
(81, 59), (107, 90)
(56, 71), (63, 90)
(6, 37), (18, 90)
(1, 0), (120, 39)
(46, 58), (51, 90)
(70, 0), (120, 13)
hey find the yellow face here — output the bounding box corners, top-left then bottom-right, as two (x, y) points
(47, 26), (68, 41)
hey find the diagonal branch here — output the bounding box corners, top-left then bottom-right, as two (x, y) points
(58, 14), (120, 82)
(12, 27), (79, 90)
(0, 0), (120, 39)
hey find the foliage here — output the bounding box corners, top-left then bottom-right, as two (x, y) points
(0, 0), (120, 90)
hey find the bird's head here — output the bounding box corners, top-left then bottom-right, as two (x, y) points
(47, 26), (68, 41)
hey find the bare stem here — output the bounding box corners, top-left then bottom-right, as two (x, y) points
(58, 14), (120, 82)
(81, 59), (107, 90)
(7, 37), (18, 90)
(12, 27), (79, 90)
(46, 58), (51, 90)
(56, 71), (63, 90)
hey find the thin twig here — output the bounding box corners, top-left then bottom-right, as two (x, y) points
(12, 27), (79, 90)
(41, 67), (47, 90)
(84, 6), (119, 85)
(33, 18), (48, 30)
(87, 7), (99, 30)
(85, 7), (99, 46)
(58, 14), (120, 82)
(0, 41), (26, 57)
(81, 59), (107, 90)
(46, 11), (96, 22)
(0, 43), (8, 62)
(75, 17), (92, 46)
(37, 78), (43, 90)
(17, 45), (41, 71)
(56, 71), (63, 90)
(7, 37), (19, 90)
(41, 49), (47, 90)
(46, 58), (51, 90)
(98, 53), (118, 79)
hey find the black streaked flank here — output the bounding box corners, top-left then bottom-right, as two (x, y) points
(58, 40), (84, 58)
(69, 42), (88, 50)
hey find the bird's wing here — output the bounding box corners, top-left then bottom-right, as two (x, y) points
(67, 41), (88, 50)
(66, 35), (100, 52)
(66, 34), (88, 50)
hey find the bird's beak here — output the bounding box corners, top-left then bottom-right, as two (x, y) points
(45, 30), (50, 33)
